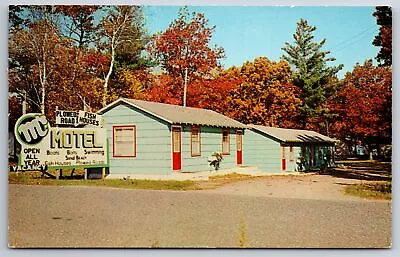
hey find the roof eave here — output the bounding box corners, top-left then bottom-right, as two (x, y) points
(97, 98), (125, 115)
(285, 140), (336, 144)
(98, 98), (173, 124)
(249, 127), (285, 142)
(173, 122), (247, 129)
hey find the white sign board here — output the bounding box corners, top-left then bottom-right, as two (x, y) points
(78, 110), (103, 127)
(55, 110), (79, 126)
(55, 110), (103, 127)
(15, 113), (108, 170)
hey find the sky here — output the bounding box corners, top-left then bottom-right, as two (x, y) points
(143, 6), (379, 78)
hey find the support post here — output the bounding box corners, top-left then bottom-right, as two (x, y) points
(84, 169), (87, 180)
(101, 167), (105, 179)
(56, 169), (59, 180)
(22, 91), (27, 115)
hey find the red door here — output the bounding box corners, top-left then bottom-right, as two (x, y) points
(172, 127), (181, 171)
(236, 130), (243, 165)
(281, 146), (286, 171)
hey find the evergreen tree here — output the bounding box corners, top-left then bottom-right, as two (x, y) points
(97, 6), (148, 106)
(373, 6), (392, 66)
(281, 19), (343, 130)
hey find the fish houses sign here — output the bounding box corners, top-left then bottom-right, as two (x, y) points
(14, 113), (108, 170)
(55, 110), (103, 127)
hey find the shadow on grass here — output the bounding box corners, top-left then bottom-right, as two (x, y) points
(318, 161), (392, 182)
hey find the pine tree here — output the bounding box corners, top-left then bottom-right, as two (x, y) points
(373, 6), (392, 66)
(281, 19), (343, 130)
(97, 6), (147, 106)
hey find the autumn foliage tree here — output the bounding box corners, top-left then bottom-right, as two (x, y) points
(8, 95), (23, 131)
(329, 60), (392, 151)
(147, 7), (225, 104)
(225, 57), (302, 127)
(9, 19), (64, 115)
(144, 74), (182, 105)
(108, 67), (151, 101)
(8, 4), (392, 161)
(187, 73), (239, 114)
(9, 5), (113, 120)
(46, 48), (111, 118)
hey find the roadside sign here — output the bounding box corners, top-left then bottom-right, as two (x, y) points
(55, 110), (103, 127)
(78, 110), (103, 127)
(55, 110), (79, 126)
(15, 113), (108, 170)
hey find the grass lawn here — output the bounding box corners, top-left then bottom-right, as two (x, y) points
(345, 182), (392, 200)
(8, 170), (255, 191)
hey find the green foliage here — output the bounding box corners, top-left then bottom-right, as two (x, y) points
(208, 152), (224, 171)
(8, 5), (25, 29)
(55, 5), (101, 48)
(97, 6), (149, 106)
(111, 7), (149, 69)
(281, 19), (343, 129)
(373, 6), (392, 66)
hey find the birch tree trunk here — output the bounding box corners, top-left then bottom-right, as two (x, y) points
(41, 81), (46, 114)
(100, 6), (137, 107)
(41, 43), (46, 114)
(103, 42), (115, 107)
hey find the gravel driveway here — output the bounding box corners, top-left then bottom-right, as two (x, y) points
(205, 174), (373, 201)
(8, 183), (391, 248)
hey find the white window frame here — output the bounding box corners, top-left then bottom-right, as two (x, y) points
(191, 126), (201, 157)
(113, 125), (136, 158)
(222, 128), (230, 155)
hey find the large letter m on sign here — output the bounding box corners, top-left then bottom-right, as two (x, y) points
(16, 114), (49, 145)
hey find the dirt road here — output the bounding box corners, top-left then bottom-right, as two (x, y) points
(8, 182), (391, 248)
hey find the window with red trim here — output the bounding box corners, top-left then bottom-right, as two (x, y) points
(113, 126), (136, 157)
(191, 126), (201, 157)
(222, 129), (230, 155)
(289, 146), (294, 161)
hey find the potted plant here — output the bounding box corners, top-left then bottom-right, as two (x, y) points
(208, 152), (223, 171)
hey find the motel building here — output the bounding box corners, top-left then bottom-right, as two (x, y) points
(95, 98), (336, 179)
